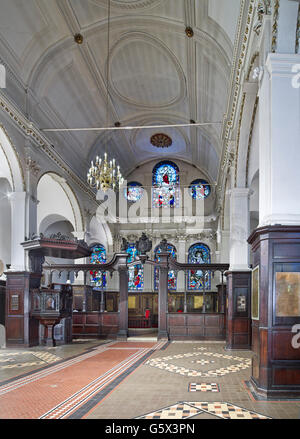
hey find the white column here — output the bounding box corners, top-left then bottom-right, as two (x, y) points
(259, 53), (300, 226)
(9, 192), (26, 271)
(229, 188), (251, 271)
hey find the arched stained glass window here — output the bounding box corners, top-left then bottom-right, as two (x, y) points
(124, 181), (143, 202)
(90, 244), (106, 288)
(152, 161), (179, 208)
(154, 243), (177, 291)
(187, 243), (211, 290)
(127, 243), (143, 290)
(189, 179), (211, 199)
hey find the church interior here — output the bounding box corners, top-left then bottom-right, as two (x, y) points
(0, 0), (300, 421)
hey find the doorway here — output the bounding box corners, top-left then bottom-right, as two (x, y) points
(128, 293), (158, 329)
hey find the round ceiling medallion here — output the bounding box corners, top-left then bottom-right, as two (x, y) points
(150, 133), (172, 148)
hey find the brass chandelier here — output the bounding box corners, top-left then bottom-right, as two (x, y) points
(87, 0), (123, 192)
(87, 153), (123, 191)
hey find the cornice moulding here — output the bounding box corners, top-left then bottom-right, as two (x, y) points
(0, 91), (98, 206)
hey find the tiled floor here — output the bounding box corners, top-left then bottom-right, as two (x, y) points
(0, 339), (300, 419)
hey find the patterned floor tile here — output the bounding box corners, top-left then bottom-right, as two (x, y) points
(187, 402), (271, 419)
(145, 350), (251, 377)
(136, 403), (202, 419)
(188, 383), (220, 392)
(190, 359), (215, 365)
(0, 362), (44, 369)
(32, 352), (61, 364)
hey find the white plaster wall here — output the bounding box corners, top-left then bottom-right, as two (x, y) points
(37, 174), (76, 232)
(44, 220), (75, 284)
(0, 178), (12, 274)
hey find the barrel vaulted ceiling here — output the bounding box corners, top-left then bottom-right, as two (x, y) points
(0, 0), (244, 186)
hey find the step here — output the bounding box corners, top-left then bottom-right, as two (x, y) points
(127, 337), (158, 342)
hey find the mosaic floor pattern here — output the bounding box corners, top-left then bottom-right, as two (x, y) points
(145, 347), (252, 377)
(136, 401), (271, 420)
(188, 383), (220, 392)
(0, 350), (61, 370)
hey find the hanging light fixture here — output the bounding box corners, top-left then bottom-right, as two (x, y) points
(87, 153), (123, 191)
(87, 0), (123, 192)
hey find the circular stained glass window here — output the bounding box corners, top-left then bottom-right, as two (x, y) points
(124, 181), (143, 202)
(189, 179), (211, 199)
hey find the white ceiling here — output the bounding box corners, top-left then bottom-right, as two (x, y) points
(0, 0), (242, 185)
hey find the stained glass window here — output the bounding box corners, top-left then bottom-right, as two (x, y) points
(189, 179), (211, 199)
(124, 181), (143, 202)
(127, 243), (143, 290)
(152, 161), (179, 208)
(154, 244), (177, 291)
(90, 244), (106, 288)
(187, 243), (211, 290)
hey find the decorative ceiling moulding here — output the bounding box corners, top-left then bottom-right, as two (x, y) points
(234, 92), (246, 188)
(90, 0), (162, 10)
(271, 0), (280, 53)
(246, 51), (259, 80)
(253, 0), (272, 35)
(216, 0), (256, 204)
(25, 157), (41, 177)
(150, 133), (172, 148)
(0, 92), (97, 205)
(108, 31), (186, 109)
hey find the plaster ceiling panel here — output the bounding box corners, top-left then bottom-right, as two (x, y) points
(197, 131), (219, 181)
(196, 48), (229, 127)
(37, 51), (107, 128)
(69, 0), (182, 30)
(0, 0), (48, 58)
(86, 29), (189, 121)
(0, 0), (69, 80)
(208, 0), (242, 44)
(68, 0), (108, 29)
(108, 38), (184, 108)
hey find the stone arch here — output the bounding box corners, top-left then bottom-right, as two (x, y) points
(0, 125), (24, 192)
(0, 178), (12, 276)
(88, 215), (113, 251)
(37, 172), (84, 234)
